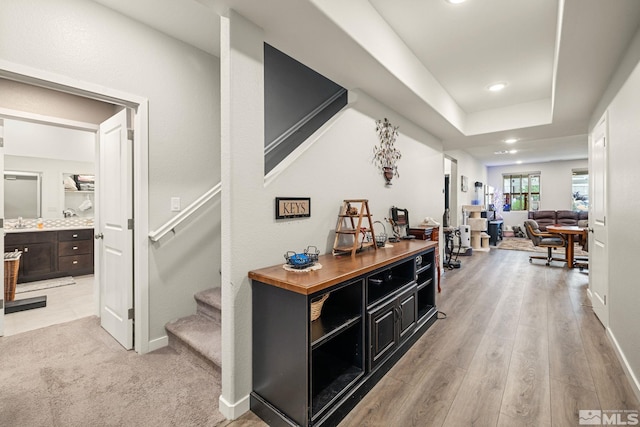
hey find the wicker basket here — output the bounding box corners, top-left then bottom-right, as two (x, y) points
(4, 252), (21, 302)
(310, 293), (330, 321)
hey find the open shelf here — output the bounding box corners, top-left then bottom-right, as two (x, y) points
(366, 259), (415, 307)
(311, 322), (364, 418)
(311, 314), (361, 348)
(310, 279), (363, 347)
(417, 262), (432, 274)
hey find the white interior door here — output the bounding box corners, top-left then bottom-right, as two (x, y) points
(589, 114), (608, 327)
(98, 109), (133, 349)
(0, 118), (5, 336)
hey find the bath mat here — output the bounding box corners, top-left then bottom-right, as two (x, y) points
(15, 276), (76, 294)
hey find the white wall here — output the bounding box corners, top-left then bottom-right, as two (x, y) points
(443, 149), (486, 226)
(0, 0), (221, 345)
(486, 159), (588, 229)
(220, 11), (444, 417)
(599, 51), (640, 399)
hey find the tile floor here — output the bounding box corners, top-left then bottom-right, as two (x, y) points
(3, 274), (95, 336)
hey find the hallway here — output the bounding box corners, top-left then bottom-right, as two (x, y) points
(230, 248), (639, 426)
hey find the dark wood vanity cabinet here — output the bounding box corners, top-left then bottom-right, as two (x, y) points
(5, 228), (94, 283)
(57, 229), (94, 275)
(249, 240), (438, 427)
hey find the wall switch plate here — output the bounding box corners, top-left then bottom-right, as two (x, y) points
(171, 197), (181, 212)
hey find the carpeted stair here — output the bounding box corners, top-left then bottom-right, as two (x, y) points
(165, 287), (222, 379)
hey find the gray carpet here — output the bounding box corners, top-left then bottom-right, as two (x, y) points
(0, 316), (226, 427)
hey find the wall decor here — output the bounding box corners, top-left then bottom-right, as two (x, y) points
(372, 118), (401, 186)
(275, 197), (311, 219)
(461, 175), (468, 192)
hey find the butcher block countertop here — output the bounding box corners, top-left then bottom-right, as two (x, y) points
(248, 239), (437, 295)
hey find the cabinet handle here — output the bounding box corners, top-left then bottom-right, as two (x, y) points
(24, 247), (29, 253)
(72, 234), (78, 238)
(72, 260), (78, 264)
(73, 246), (78, 250)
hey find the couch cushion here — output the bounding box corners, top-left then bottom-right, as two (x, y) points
(528, 210), (556, 231)
(556, 210), (579, 227)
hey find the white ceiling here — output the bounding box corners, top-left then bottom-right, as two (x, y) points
(93, 0), (640, 167)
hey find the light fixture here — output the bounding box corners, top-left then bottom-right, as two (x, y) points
(446, 0), (467, 3)
(487, 82), (507, 92)
(503, 138), (518, 144)
(509, 150), (518, 154)
(516, 160), (523, 164)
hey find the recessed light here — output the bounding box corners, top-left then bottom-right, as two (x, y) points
(509, 150), (518, 154)
(488, 82), (507, 92)
(446, 0), (466, 3)
(504, 138), (518, 144)
(516, 160), (523, 164)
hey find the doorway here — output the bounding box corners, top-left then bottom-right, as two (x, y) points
(2, 118), (98, 336)
(0, 67), (149, 353)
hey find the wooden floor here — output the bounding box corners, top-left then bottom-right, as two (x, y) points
(224, 249), (639, 427)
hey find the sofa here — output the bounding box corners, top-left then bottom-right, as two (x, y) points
(527, 210), (588, 231)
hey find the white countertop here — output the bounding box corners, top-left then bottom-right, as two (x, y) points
(4, 218), (94, 233)
(5, 225), (94, 233)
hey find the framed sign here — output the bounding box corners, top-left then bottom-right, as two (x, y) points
(276, 197), (311, 219)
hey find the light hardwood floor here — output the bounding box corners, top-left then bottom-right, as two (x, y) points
(226, 249), (639, 427)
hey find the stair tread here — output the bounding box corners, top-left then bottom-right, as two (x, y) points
(166, 314), (222, 367)
(194, 287), (222, 310)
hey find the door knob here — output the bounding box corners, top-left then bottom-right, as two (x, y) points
(95, 233), (104, 240)
(588, 228), (594, 233)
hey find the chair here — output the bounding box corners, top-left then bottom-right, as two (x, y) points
(523, 219), (567, 266)
(574, 229), (589, 271)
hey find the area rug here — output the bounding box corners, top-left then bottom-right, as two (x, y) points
(497, 237), (588, 256)
(15, 276), (76, 294)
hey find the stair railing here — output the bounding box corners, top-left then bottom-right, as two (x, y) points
(148, 182), (221, 242)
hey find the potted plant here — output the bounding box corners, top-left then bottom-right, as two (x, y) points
(372, 118), (401, 185)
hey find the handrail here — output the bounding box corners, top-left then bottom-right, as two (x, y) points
(148, 182), (221, 242)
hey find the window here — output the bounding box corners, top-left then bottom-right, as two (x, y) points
(572, 169), (589, 211)
(503, 173), (540, 211)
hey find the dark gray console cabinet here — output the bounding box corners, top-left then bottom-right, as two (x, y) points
(249, 240), (438, 427)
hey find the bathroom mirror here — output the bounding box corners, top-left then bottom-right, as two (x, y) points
(4, 171), (42, 218)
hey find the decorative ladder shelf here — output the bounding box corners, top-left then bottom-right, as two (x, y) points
(332, 199), (377, 256)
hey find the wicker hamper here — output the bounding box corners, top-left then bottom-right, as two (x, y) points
(4, 252), (21, 302)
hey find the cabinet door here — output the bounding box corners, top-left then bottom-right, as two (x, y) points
(368, 298), (398, 371)
(398, 286), (417, 341)
(22, 242), (56, 279)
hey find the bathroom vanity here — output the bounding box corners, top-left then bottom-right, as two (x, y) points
(5, 225), (94, 283)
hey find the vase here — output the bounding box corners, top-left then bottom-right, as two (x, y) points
(383, 167), (394, 185)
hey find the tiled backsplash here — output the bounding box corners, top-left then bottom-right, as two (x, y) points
(5, 217), (94, 229)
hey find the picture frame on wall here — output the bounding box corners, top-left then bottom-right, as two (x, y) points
(461, 175), (468, 192)
(275, 197), (311, 219)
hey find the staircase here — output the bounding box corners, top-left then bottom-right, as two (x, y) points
(165, 287), (222, 379)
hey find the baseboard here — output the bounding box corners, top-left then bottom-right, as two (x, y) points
(606, 327), (640, 403)
(147, 335), (169, 352)
(219, 394), (250, 420)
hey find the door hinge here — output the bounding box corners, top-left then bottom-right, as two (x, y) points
(604, 295), (607, 305)
(0, 298), (4, 309)
(0, 218), (3, 228)
(128, 219), (134, 230)
(128, 308), (134, 320)
(0, 136), (4, 148)
(127, 129), (134, 140)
